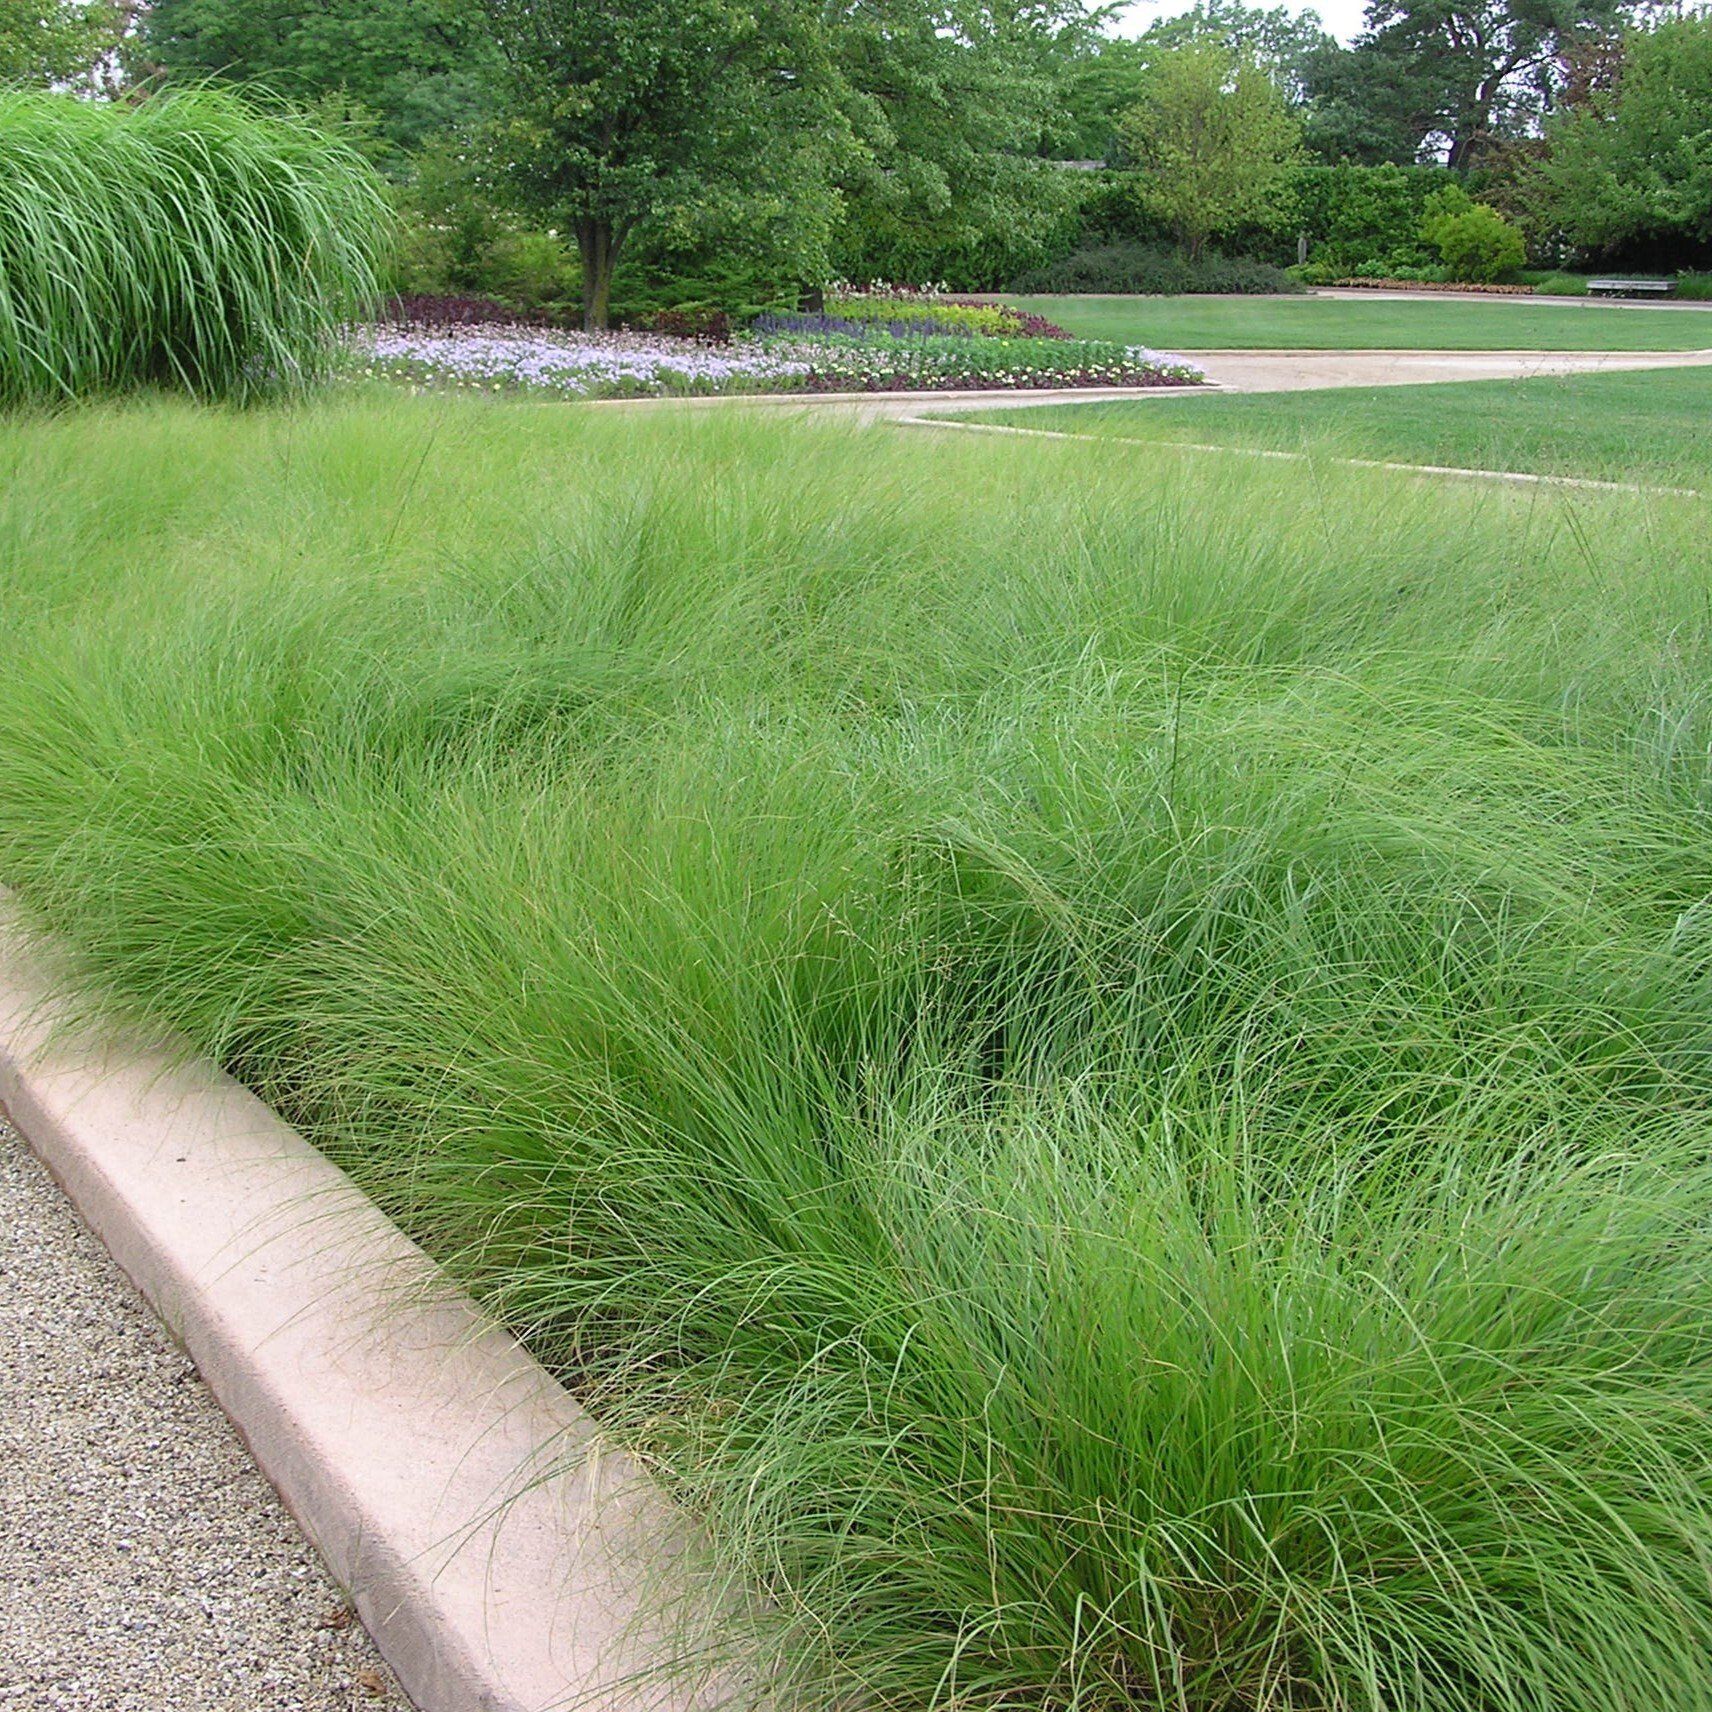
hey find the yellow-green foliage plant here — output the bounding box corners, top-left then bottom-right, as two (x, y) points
(827, 291), (1047, 336)
(0, 87), (390, 404)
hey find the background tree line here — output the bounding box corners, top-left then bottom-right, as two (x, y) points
(9, 0), (1712, 320)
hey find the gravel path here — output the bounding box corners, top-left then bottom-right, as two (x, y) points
(0, 1117), (402, 1711)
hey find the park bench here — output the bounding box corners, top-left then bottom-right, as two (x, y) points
(1587, 277), (1677, 298)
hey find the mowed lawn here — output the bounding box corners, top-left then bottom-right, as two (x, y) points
(961, 366), (1712, 485)
(1003, 291), (1712, 351)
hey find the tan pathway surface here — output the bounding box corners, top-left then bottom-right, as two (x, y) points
(0, 1117), (400, 1712)
(1180, 346), (1712, 394)
(891, 346), (1712, 411)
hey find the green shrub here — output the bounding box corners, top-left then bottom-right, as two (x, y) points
(1296, 162), (1456, 277)
(1422, 188), (1527, 283)
(479, 229), (578, 312)
(387, 144), (578, 320)
(609, 248), (799, 325)
(1071, 170), (1172, 249)
(1441, 214), (1525, 281)
(0, 87), (390, 404)
(831, 170), (1091, 294)
(386, 210), (460, 297)
(387, 218), (579, 319)
(1010, 241), (1301, 294)
(1299, 258), (1447, 285)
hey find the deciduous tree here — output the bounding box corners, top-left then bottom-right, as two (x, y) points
(482, 0), (842, 329)
(0, 0), (114, 86)
(1117, 42), (1305, 258)
(1522, 13), (1712, 256)
(141, 0), (500, 161)
(832, 0), (1092, 281)
(1143, 0), (1334, 101)
(1056, 4), (1329, 165)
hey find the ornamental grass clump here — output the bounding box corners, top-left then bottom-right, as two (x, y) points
(0, 87), (390, 404)
(7, 400), (1712, 1708)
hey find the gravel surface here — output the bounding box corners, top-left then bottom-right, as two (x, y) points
(0, 1116), (402, 1711)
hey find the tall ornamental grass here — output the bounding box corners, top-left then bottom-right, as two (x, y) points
(0, 88), (389, 403)
(6, 399), (1712, 1709)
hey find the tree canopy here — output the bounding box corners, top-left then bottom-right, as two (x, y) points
(480, 0), (1095, 323)
(1363, 0), (1631, 166)
(1292, 0), (1636, 167)
(119, 0), (1712, 297)
(1144, 0), (1334, 101)
(0, 0), (114, 86)
(140, 0), (501, 160)
(831, 0), (1093, 282)
(1520, 13), (1712, 256)
(482, 0), (843, 327)
(1117, 41), (1305, 258)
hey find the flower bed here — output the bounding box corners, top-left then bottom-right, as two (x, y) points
(352, 320), (1203, 399)
(752, 327), (1203, 390)
(754, 310), (982, 341)
(353, 324), (815, 397)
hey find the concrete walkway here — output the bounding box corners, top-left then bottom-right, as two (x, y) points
(1181, 346), (1712, 394)
(885, 346), (1712, 410)
(0, 1117), (399, 1712)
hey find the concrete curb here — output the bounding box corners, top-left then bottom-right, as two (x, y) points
(0, 904), (727, 1712)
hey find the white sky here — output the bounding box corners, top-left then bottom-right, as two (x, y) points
(1114, 0), (1370, 46)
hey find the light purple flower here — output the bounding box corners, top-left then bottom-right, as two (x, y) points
(354, 325), (813, 397)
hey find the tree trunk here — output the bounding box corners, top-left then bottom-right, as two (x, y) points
(576, 219), (621, 332)
(1447, 82), (1498, 170)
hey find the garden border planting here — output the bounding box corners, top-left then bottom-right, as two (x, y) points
(0, 899), (728, 1712)
(578, 381), (1224, 409)
(14, 399), (1712, 1707)
(353, 309), (1206, 399)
